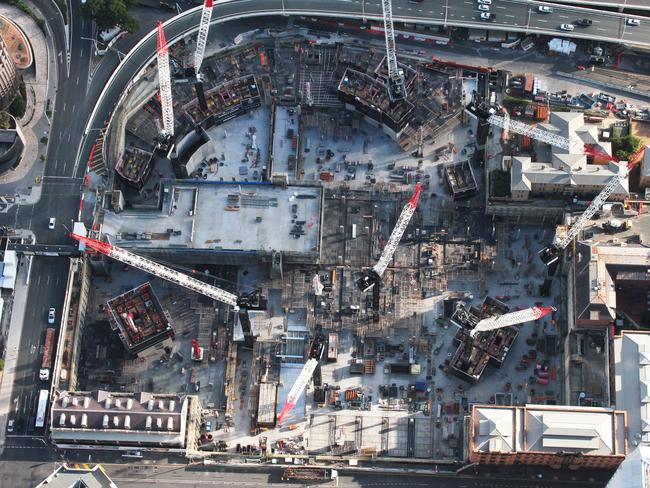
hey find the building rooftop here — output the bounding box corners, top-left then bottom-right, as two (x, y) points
(510, 111), (626, 196)
(106, 282), (173, 355)
(574, 242), (650, 327)
(35, 464), (117, 488)
(101, 182), (323, 259)
(50, 390), (189, 447)
(115, 147), (154, 189)
(444, 160), (478, 200)
(613, 331), (650, 445)
(471, 404), (626, 457)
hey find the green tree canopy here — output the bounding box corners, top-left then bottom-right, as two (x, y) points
(82, 0), (139, 33)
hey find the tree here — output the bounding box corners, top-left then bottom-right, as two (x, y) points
(82, 0), (139, 33)
(611, 134), (642, 161)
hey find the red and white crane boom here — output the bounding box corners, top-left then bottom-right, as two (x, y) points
(539, 161), (632, 266)
(156, 21), (175, 138)
(277, 333), (325, 423)
(381, 0), (406, 101)
(70, 233), (265, 311)
(470, 305), (556, 337)
(194, 0), (213, 76)
(357, 183), (422, 292)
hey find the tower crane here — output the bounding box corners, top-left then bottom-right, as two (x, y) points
(381, 0), (406, 101)
(470, 305), (556, 337)
(194, 0), (213, 77)
(70, 232), (265, 313)
(277, 332), (325, 423)
(356, 183), (422, 292)
(538, 160), (632, 266)
(156, 21), (175, 139)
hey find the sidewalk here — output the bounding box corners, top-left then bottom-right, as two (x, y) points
(0, 0), (59, 204)
(0, 251), (32, 451)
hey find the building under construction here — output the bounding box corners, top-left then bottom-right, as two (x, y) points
(444, 160), (478, 200)
(106, 282), (173, 357)
(449, 297), (517, 384)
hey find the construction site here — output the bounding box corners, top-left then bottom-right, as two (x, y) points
(58, 1), (646, 469)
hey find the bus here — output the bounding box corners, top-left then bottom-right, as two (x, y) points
(35, 389), (49, 429)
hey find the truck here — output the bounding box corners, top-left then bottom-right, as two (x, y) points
(39, 328), (55, 381)
(35, 389), (49, 429)
(281, 467), (338, 481)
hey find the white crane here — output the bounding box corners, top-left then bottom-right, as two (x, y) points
(194, 0), (213, 77)
(381, 0), (406, 101)
(277, 333), (325, 423)
(156, 21), (175, 138)
(470, 305), (556, 337)
(539, 161), (632, 266)
(487, 113), (617, 162)
(356, 183), (422, 292)
(70, 233), (264, 312)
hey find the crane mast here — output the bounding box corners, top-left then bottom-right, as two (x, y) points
(357, 183), (422, 292)
(194, 0), (213, 76)
(470, 306), (556, 337)
(156, 21), (175, 138)
(70, 233), (266, 312)
(381, 0), (406, 101)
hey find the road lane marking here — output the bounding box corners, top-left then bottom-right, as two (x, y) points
(537, 19), (547, 22)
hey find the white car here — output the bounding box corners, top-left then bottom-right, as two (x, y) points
(7, 420), (14, 433)
(538, 6), (553, 13)
(48, 308), (56, 324)
(480, 12), (494, 21)
(477, 0), (491, 4)
(559, 24), (575, 31)
(478, 5), (490, 11)
(48, 217), (56, 230)
(626, 18), (640, 26)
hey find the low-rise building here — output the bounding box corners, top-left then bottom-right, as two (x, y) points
(468, 404), (627, 469)
(35, 464), (118, 488)
(50, 390), (195, 449)
(510, 112), (627, 201)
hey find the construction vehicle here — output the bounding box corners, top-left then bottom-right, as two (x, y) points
(277, 331), (325, 422)
(281, 467), (338, 481)
(356, 183), (422, 292)
(39, 328), (55, 381)
(470, 305), (556, 337)
(70, 233), (266, 329)
(192, 339), (204, 362)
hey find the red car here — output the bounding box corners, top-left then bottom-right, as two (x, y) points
(577, 65), (586, 71)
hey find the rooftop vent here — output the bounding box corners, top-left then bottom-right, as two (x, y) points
(70, 415), (76, 426)
(102, 414), (109, 429)
(156, 418), (163, 430)
(167, 417), (174, 431)
(105, 397), (112, 409)
(127, 399), (133, 410)
(81, 414), (88, 428)
(145, 416), (152, 430)
(147, 399), (154, 411)
(83, 397), (90, 408)
(124, 415), (131, 429)
(59, 413), (66, 427)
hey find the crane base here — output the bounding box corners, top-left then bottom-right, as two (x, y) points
(356, 270), (382, 293)
(538, 245), (561, 267)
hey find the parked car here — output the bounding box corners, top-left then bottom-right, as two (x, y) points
(48, 217), (56, 230)
(537, 5), (552, 13)
(626, 18), (641, 26)
(559, 24), (575, 31)
(7, 420), (14, 433)
(48, 308), (56, 324)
